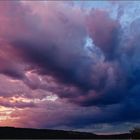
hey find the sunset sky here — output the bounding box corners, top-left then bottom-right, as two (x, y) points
(0, 1), (140, 134)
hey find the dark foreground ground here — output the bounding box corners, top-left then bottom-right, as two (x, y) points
(0, 127), (139, 139)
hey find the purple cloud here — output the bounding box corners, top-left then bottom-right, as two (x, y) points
(0, 1), (139, 133)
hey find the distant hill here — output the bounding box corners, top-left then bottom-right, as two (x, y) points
(0, 126), (135, 139)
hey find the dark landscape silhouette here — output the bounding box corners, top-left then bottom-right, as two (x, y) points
(0, 126), (139, 139)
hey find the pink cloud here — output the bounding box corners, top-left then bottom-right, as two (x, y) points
(87, 9), (120, 60)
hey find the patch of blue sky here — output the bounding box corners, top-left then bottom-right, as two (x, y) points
(73, 1), (111, 10)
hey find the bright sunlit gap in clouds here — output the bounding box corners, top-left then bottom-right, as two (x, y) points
(0, 106), (15, 121)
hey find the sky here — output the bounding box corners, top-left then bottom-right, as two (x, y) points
(0, 0), (140, 134)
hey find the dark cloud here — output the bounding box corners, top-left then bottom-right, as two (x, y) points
(0, 1), (139, 132)
(2, 1), (138, 109)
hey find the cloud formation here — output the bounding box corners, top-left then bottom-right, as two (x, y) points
(0, 1), (140, 133)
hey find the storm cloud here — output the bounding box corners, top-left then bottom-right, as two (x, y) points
(0, 1), (140, 133)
